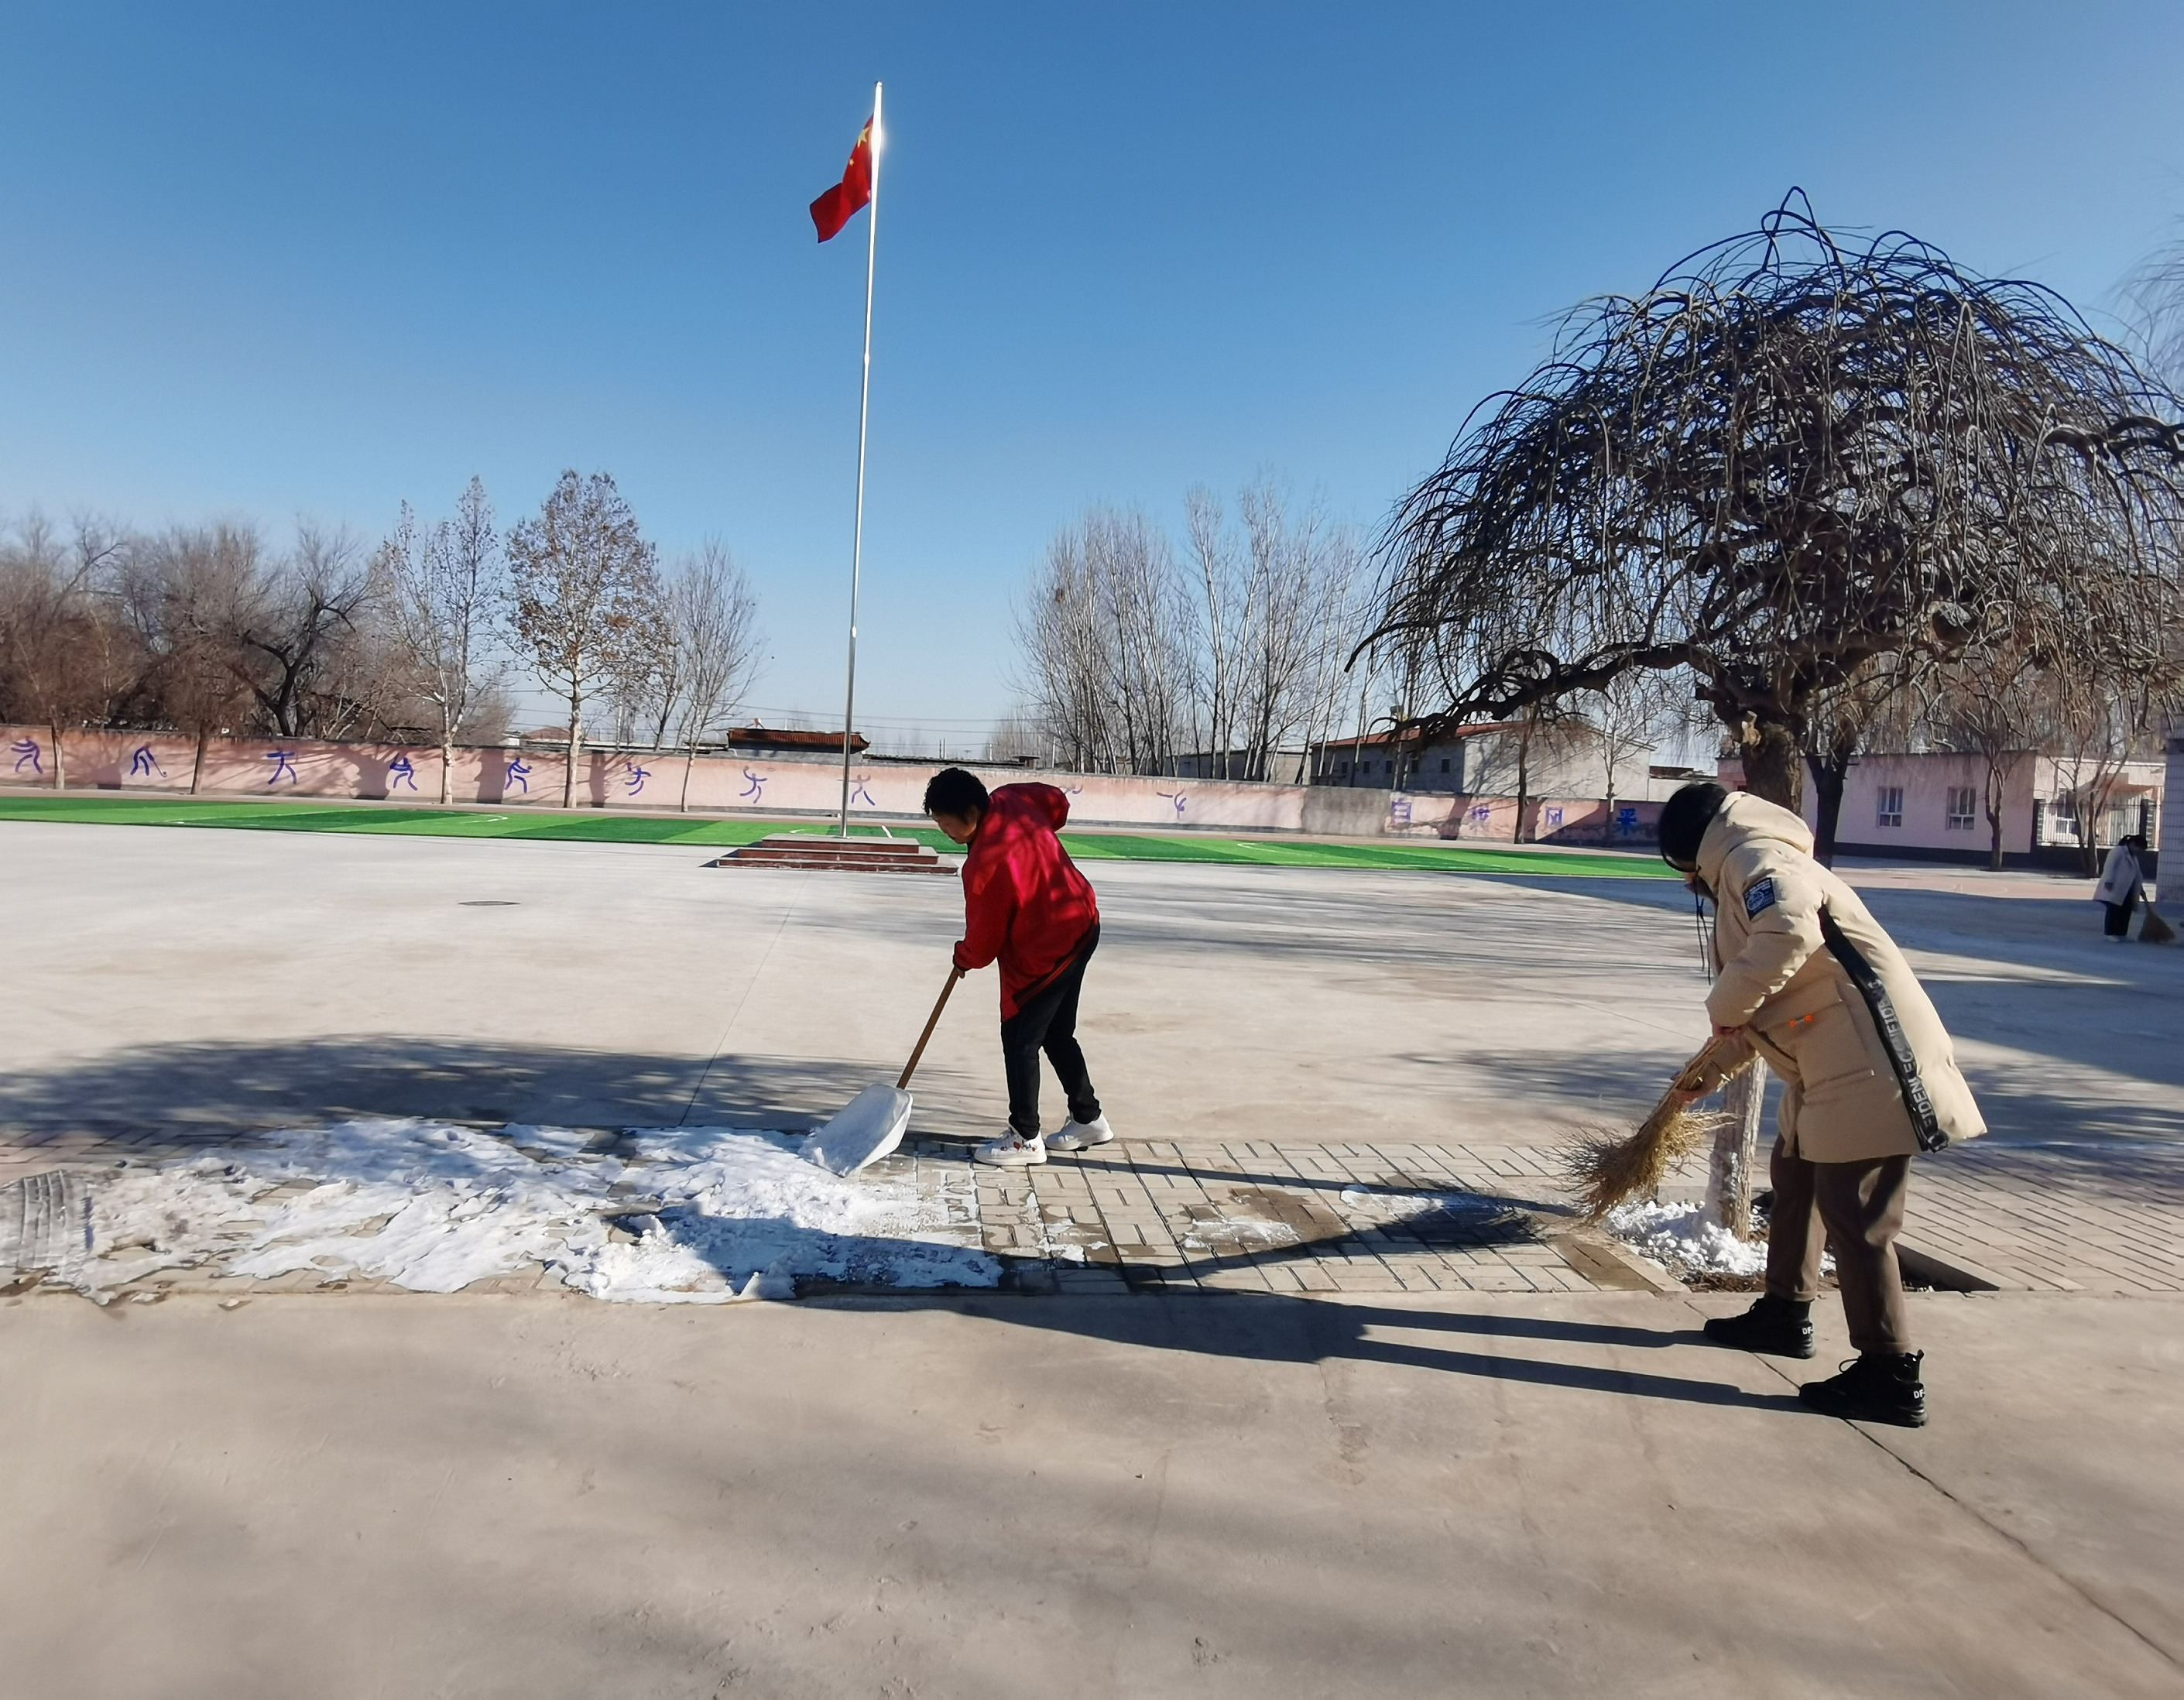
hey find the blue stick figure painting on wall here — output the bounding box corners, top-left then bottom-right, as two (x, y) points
(739, 768), (767, 801)
(11, 739), (43, 775)
(623, 761), (650, 797)
(506, 757), (532, 795)
(1154, 790), (1188, 820)
(387, 753), (418, 791)
(849, 776), (876, 807)
(129, 744), (168, 780)
(266, 751), (299, 787)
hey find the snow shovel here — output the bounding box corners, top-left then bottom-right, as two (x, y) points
(803, 967), (965, 1176)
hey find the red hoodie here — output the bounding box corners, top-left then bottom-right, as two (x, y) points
(953, 782), (1100, 1018)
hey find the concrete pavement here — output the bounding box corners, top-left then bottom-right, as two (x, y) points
(3, 820), (2182, 1695)
(1, 1287), (2178, 1698)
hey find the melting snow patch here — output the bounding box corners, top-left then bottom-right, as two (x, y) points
(1604, 1200), (1771, 1280)
(46, 1119), (999, 1303)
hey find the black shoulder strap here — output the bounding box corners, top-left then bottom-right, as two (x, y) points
(1818, 904), (1948, 1153)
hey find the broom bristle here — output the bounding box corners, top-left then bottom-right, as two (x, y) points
(1558, 1034), (1751, 1220)
(1559, 1104), (1726, 1220)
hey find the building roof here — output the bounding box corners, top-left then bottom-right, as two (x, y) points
(725, 726), (871, 754)
(1311, 721), (1524, 752)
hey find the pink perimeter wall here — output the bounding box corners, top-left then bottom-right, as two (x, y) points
(4, 725), (1675, 850)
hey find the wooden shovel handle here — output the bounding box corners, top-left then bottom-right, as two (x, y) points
(897, 968), (965, 1089)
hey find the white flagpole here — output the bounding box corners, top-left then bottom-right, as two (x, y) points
(838, 81), (883, 838)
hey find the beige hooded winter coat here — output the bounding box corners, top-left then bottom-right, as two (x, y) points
(1698, 793), (1986, 1163)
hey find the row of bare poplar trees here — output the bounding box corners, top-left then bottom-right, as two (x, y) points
(1011, 481), (1372, 778)
(0, 471), (764, 807)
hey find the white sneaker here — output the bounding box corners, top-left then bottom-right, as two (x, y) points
(974, 1131), (1047, 1167)
(1047, 1114), (1115, 1153)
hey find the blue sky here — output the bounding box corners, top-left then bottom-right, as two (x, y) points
(4, 2), (2182, 739)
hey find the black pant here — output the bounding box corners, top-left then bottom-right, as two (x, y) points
(1002, 925), (1102, 1137)
(2104, 896), (2138, 937)
(1765, 1140), (1914, 1356)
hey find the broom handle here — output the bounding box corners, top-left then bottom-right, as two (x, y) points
(1672, 1032), (1751, 1098)
(897, 968), (965, 1089)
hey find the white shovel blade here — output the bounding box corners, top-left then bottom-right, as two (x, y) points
(804, 1083), (913, 1177)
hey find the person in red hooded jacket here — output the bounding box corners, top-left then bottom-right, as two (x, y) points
(925, 767), (1112, 1167)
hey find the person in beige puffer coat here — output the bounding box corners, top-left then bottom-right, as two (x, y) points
(1658, 783), (1985, 1428)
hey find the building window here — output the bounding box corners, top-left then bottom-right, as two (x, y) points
(2049, 794), (2079, 841)
(1946, 787), (1977, 831)
(1877, 787), (1904, 828)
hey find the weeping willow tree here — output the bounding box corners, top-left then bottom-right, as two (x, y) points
(1366, 193), (2184, 808)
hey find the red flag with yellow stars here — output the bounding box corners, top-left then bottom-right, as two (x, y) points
(810, 117), (874, 242)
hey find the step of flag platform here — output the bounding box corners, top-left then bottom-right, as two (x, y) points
(710, 834), (956, 874)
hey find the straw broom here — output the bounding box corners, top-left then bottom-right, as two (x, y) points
(1561, 1033), (1752, 1220)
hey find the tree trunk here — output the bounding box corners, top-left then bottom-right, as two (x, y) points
(439, 737), (454, 806)
(1706, 1058), (1767, 1239)
(1805, 753), (1847, 867)
(680, 745), (697, 813)
(49, 720), (64, 791)
(190, 726), (209, 794)
(563, 701), (582, 809)
(1514, 728), (1531, 844)
(1742, 722), (1804, 811)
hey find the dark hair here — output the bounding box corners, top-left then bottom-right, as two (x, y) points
(1658, 782), (1729, 870)
(924, 767), (989, 821)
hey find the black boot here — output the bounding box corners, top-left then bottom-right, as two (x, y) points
(1799, 1352), (1926, 1428)
(1702, 1293), (1815, 1358)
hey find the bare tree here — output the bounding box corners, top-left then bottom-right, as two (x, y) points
(656, 542), (765, 808)
(2045, 666), (2156, 873)
(1182, 487), (1243, 776)
(1015, 508), (1191, 774)
(1588, 667), (1675, 837)
(983, 707), (1046, 765)
(615, 540), (763, 757)
(0, 515), (132, 787)
(1933, 642), (2045, 872)
(370, 478), (505, 803)
(1802, 656), (1923, 865)
(226, 526), (378, 739)
(118, 525), (260, 789)
(1368, 193), (2184, 811)
(505, 471), (663, 808)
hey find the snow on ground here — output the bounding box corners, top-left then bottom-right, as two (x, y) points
(1605, 1199), (1772, 1280)
(57, 1119), (999, 1303)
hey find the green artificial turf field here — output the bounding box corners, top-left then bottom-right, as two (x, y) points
(0, 792), (1675, 878)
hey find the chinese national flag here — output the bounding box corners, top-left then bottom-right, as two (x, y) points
(809, 118), (874, 242)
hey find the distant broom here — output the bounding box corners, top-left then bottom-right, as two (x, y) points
(1561, 1034), (1752, 1220)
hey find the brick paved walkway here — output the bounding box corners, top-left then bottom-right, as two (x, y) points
(4, 1123), (2179, 1300)
(915, 1139), (1668, 1297)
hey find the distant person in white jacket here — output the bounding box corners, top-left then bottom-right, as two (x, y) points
(2094, 835), (2147, 941)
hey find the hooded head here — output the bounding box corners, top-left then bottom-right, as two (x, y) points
(1658, 782), (1727, 872)
(1695, 790), (1816, 888)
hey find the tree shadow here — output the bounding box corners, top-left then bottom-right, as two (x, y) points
(810, 1288), (1795, 1414)
(0, 1035), (972, 1158)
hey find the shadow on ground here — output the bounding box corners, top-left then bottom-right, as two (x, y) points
(0, 1036), (982, 1156)
(810, 1288), (1797, 1414)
